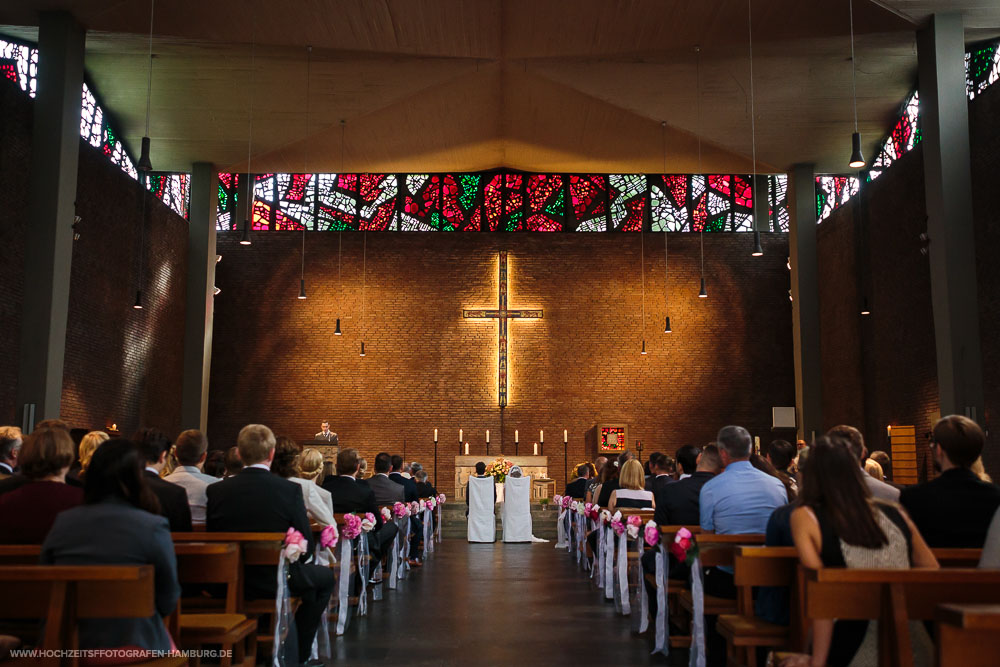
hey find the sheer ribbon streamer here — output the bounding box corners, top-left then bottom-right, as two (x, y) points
(593, 520), (604, 588)
(357, 536), (369, 616)
(616, 531), (630, 615)
(436, 504), (443, 543)
(556, 508), (568, 548)
(310, 545), (332, 661)
(423, 508), (433, 558)
(652, 544), (670, 657)
(565, 511), (574, 554)
(603, 525), (615, 600)
(689, 555), (706, 667)
(334, 537), (353, 636)
(397, 517), (410, 579)
(272, 552), (295, 666)
(630, 536), (648, 633)
(387, 528), (399, 590)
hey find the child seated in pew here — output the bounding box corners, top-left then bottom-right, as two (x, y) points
(780, 436), (938, 667)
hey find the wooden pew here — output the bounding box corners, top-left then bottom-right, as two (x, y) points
(0, 565), (187, 667)
(804, 567), (1000, 667)
(0, 544), (40, 565)
(173, 542), (257, 667)
(936, 604), (1000, 667)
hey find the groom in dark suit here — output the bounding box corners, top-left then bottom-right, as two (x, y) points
(133, 429), (192, 532)
(322, 447), (398, 556)
(207, 424), (334, 666)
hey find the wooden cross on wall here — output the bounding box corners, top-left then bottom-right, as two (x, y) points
(463, 251), (542, 408)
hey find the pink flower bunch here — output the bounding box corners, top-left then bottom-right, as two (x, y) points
(585, 503), (599, 521)
(320, 523), (339, 550)
(668, 527), (698, 564)
(561, 495), (572, 510)
(393, 502), (409, 519)
(283, 528), (308, 562)
(409, 501), (420, 516)
(342, 513), (363, 540)
(599, 509), (612, 524)
(380, 507), (393, 522)
(569, 500), (579, 513)
(426, 497), (437, 510)
(626, 515), (642, 539)
(419, 499), (428, 512)
(611, 518), (626, 536)
(437, 493), (446, 504)
(361, 513), (376, 533)
(643, 520), (659, 547)
(553, 494), (564, 507)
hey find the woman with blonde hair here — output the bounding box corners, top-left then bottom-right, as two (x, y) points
(299, 448), (326, 486)
(271, 437), (335, 526)
(75, 430), (109, 481)
(863, 457), (884, 481)
(608, 459), (655, 512)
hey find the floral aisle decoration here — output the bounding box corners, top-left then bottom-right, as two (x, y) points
(342, 513), (363, 540)
(484, 457), (514, 483)
(644, 520), (659, 547)
(626, 515), (643, 540)
(360, 513), (376, 533)
(320, 524), (339, 551)
(380, 507), (393, 523)
(408, 501), (420, 516)
(437, 493), (446, 504)
(668, 527), (699, 564)
(282, 528), (308, 563)
(392, 502), (409, 519)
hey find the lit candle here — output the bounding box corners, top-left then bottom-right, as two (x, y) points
(459, 428), (463, 441)
(563, 429), (568, 443)
(515, 430), (519, 443)
(540, 430), (544, 443)
(533, 442), (538, 455)
(486, 430), (490, 443)
(464, 442), (469, 455)
(434, 428), (438, 442)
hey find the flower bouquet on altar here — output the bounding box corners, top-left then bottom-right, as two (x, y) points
(484, 457), (514, 483)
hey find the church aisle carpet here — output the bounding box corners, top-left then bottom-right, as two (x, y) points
(329, 539), (682, 666)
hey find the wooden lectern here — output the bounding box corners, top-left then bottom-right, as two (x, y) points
(302, 440), (339, 462)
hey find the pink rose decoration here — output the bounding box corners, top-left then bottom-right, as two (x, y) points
(561, 496), (571, 510)
(419, 499), (427, 512)
(380, 507), (392, 522)
(427, 497), (437, 510)
(553, 494), (563, 507)
(282, 528), (308, 562)
(599, 509), (612, 524)
(437, 493), (446, 504)
(393, 502), (408, 519)
(361, 513), (376, 533)
(626, 515), (643, 528)
(320, 523), (339, 550)
(611, 519), (626, 536)
(342, 513), (362, 539)
(569, 500), (579, 513)
(677, 527), (693, 540)
(644, 521), (659, 547)
(409, 501), (420, 516)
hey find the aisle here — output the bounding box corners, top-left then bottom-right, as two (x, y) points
(331, 539), (676, 665)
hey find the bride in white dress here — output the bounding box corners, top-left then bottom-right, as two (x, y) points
(502, 466), (548, 543)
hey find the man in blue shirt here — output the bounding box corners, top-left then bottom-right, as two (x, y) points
(699, 425), (787, 596)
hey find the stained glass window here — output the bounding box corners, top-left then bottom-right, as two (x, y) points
(868, 91), (920, 182)
(816, 176), (860, 222)
(568, 174), (609, 232)
(608, 174), (647, 231)
(358, 174), (398, 231)
(523, 174), (564, 231)
(217, 173), (240, 231)
(145, 173), (190, 219)
(0, 37), (36, 97)
(967, 43), (1000, 100)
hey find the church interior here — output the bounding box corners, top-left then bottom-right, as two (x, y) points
(2, 1), (1000, 665)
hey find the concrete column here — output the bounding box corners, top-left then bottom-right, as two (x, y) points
(788, 164), (823, 441)
(917, 14), (985, 423)
(752, 174), (770, 232)
(181, 163), (218, 431)
(15, 13), (85, 429)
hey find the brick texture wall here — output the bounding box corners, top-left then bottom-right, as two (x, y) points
(0, 78), (188, 435)
(209, 232), (795, 494)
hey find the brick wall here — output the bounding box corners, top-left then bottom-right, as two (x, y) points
(0, 78), (188, 434)
(209, 232), (795, 494)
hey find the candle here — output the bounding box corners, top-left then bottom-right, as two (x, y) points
(464, 442), (469, 455)
(486, 430), (490, 443)
(563, 429), (568, 443)
(533, 442), (538, 455)
(434, 428), (438, 442)
(515, 429), (519, 442)
(540, 430), (544, 442)
(459, 428), (463, 441)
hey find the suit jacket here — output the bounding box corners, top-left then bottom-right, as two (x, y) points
(646, 474), (676, 495)
(389, 472), (419, 501)
(313, 432), (338, 444)
(41, 497), (180, 651)
(0, 473), (27, 498)
(899, 468), (1000, 548)
(367, 474), (406, 506)
(415, 481), (437, 499)
(322, 474), (384, 530)
(564, 477), (589, 499)
(144, 470), (192, 532)
(653, 471), (715, 526)
(206, 467), (314, 597)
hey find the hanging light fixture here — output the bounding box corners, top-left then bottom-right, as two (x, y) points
(136, 0), (155, 172)
(641, 339), (647, 355)
(847, 0), (866, 168)
(661, 121), (673, 334)
(747, 0), (763, 257)
(360, 341), (366, 357)
(240, 10), (256, 246)
(297, 45), (312, 301)
(695, 46), (708, 299)
(861, 296), (871, 316)
(133, 289), (143, 310)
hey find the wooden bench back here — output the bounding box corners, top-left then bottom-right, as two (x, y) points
(695, 534), (766, 568)
(173, 542), (241, 612)
(0, 565), (155, 619)
(0, 544), (42, 565)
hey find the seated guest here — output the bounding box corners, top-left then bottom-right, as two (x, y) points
(785, 436), (937, 667)
(654, 445), (720, 526)
(133, 429), (192, 532)
(900, 415), (1000, 548)
(0, 427), (83, 544)
(751, 453), (796, 502)
(414, 469), (437, 498)
(41, 439), (180, 653)
(643, 451), (662, 489)
(272, 436), (335, 527)
(223, 445), (243, 477)
(564, 464), (591, 499)
(585, 456), (608, 503)
(68, 430), (109, 486)
(322, 448), (398, 557)
(766, 439), (798, 499)
(207, 424), (334, 665)
(972, 457), (993, 483)
(675, 445), (699, 481)
(389, 455), (418, 501)
(864, 457), (884, 480)
(869, 450), (892, 481)
(700, 426), (787, 599)
(0, 426), (22, 487)
(357, 457), (368, 480)
(645, 453), (675, 493)
(299, 448), (326, 486)
(369, 452), (406, 506)
(465, 462), (496, 512)
(163, 429), (219, 524)
(596, 450), (634, 507)
(202, 450), (226, 478)
(608, 459), (654, 512)
(827, 424), (899, 502)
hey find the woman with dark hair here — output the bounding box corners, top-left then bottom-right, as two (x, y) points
(780, 436), (937, 667)
(40, 439), (179, 653)
(0, 428), (82, 543)
(750, 453), (797, 502)
(272, 436), (334, 527)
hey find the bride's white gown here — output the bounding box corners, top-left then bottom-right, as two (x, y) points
(502, 467), (548, 543)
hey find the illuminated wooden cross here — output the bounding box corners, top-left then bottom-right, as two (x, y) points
(463, 251), (542, 408)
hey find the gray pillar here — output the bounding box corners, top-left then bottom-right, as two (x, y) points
(789, 164), (823, 441)
(917, 14), (985, 423)
(752, 174), (770, 232)
(15, 13), (85, 428)
(181, 163), (218, 431)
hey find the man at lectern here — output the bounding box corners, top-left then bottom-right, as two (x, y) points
(314, 421), (338, 444)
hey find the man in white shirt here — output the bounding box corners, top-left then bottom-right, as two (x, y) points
(164, 429), (220, 523)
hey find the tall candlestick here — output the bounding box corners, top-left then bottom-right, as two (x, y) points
(486, 430), (490, 443)
(434, 428), (438, 442)
(533, 442), (538, 455)
(459, 428), (463, 442)
(515, 429), (519, 443)
(563, 429), (568, 443)
(540, 430), (544, 443)
(464, 442), (469, 455)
